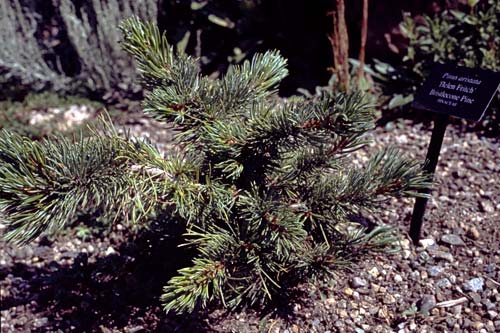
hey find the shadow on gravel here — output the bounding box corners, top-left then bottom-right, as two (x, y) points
(376, 107), (500, 139)
(0, 228), (210, 332)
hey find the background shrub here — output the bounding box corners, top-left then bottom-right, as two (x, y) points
(380, 0), (500, 135)
(0, 0), (158, 101)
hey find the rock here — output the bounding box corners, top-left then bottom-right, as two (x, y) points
(368, 267), (379, 278)
(371, 283), (381, 293)
(334, 321), (345, 329)
(126, 326), (145, 333)
(105, 246), (117, 256)
(463, 318), (473, 328)
(100, 327), (113, 333)
(419, 238), (435, 249)
(394, 274), (403, 283)
(485, 321), (496, 332)
(399, 239), (411, 249)
(32, 246), (52, 258)
(466, 226), (481, 240)
(451, 305), (463, 315)
(428, 266), (444, 277)
(435, 291), (446, 302)
(463, 277), (485, 292)
(384, 294), (396, 304)
(472, 321), (484, 330)
(429, 250), (454, 262)
(417, 295), (436, 314)
(446, 318), (456, 328)
(479, 201), (495, 213)
(488, 311), (498, 319)
(59, 105), (92, 131)
(418, 251), (431, 262)
(344, 288), (354, 296)
(485, 264), (496, 274)
(441, 234), (465, 246)
(482, 299), (496, 310)
(15, 247), (34, 260)
(351, 277), (367, 288)
(436, 278), (452, 288)
(395, 134), (408, 144)
(325, 298), (335, 305)
(377, 306), (391, 321)
(470, 292), (482, 303)
(60, 251), (79, 259)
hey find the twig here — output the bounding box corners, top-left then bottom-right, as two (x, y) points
(435, 297), (468, 308)
(485, 276), (500, 287)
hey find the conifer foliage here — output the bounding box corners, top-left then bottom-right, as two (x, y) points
(0, 18), (430, 314)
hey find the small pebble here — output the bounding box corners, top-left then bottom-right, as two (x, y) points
(463, 277), (485, 293)
(441, 234), (465, 246)
(436, 278), (452, 288)
(368, 267), (379, 278)
(351, 277), (367, 288)
(105, 246), (117, 256)
(417, 295), (436, 314)
(429, 250), (454, 262)
(466, 226), (481, 240)
(419, 238), (435, 249)
(428, 266), (444, 277)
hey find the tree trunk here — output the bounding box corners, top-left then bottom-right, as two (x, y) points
(356, 0), (369, 85)
(328, 0), (350, 92)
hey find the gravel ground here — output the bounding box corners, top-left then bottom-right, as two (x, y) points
(1, 117), (499, 333)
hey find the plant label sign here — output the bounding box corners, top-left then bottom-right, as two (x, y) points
(408, 63), (499, 244)
(412, 64), (500, 121)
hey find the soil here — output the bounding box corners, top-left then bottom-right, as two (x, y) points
(1, 116), (499, 333)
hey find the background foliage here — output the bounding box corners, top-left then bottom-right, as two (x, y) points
(0, 0), (157, 101)
(1, 0), (452, 102)
(379, 0), (500, 136)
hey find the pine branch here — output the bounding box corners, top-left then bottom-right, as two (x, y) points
(0, 129), (125, 242)
(0, 121), (185, 243)
(161, 257), (227, 313)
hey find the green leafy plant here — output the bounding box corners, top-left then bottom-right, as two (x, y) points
(0, 18), (430, 314)
(382, 0), (500, 134)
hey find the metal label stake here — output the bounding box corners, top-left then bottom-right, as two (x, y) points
(409, 113), (448, 244)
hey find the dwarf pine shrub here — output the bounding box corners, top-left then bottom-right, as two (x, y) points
(0, 18), (430, 314)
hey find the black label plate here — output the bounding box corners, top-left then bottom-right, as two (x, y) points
(412, 64), (500, 121)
